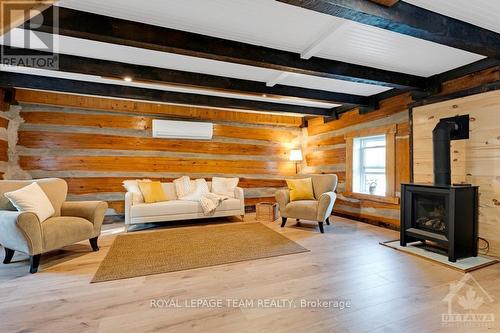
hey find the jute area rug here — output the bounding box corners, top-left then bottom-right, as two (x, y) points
(92, 222), (309, 283)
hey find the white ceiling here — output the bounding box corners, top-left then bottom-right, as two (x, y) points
(404, 0), (500, 34)
(0, 0), (493, 113)
(56, 0), (484, 77)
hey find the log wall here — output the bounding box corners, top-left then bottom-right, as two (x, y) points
(11, 89), (302, 215)
(413, 90), (500, 257)
(303, 93), (413, 227)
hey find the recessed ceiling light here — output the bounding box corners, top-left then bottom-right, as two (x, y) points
(123, 76), (133, 82)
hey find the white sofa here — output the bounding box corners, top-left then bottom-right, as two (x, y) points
(124, 181), (245, 230)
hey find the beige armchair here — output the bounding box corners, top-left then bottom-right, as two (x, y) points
(275, 174), (337, 233)
(0, 178), (108, 273)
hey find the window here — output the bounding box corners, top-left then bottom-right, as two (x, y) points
(352, 135), (386, 196)
(344, 124), (399, 204)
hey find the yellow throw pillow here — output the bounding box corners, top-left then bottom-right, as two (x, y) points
(286, 178), (315, 201)
(138, 181), (168, 203)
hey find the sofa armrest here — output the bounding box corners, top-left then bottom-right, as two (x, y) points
(61, 201), (108, 236)
(234, 187), (244, 201)
(275, 189), (290, 217)
(317, 191), (337, 222)
(234, 187), (245, 214)
(0, 210), (43, 255)
(124, 192), (134, 225)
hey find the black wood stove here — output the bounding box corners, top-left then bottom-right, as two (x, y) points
(400, 115), (478, 262)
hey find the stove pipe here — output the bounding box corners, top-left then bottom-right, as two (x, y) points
(432, 119), (459, 185)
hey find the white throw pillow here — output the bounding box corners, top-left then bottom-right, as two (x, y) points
(211, 177), (239, 198)
(4, 182), (55, 222)
(173, 176), (195, 198)
(123, 179), (151, 205)
(179, 179), (209, 201)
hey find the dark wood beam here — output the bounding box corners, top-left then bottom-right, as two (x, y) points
(277, 0), (500, 58)
(1, 46), (370, 106)
(26, 7), (427, 90)
(0, 72), (332, 116)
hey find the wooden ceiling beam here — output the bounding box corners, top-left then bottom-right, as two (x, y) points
(277, 0), (500, 59)
(26, 7), (427, 90)
(1, 46), (371, 106)
(0, 71), (333, 116)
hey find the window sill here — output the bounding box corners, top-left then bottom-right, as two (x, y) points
(343, 191), (400, 205)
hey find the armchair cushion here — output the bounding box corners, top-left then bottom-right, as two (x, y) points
(41, 217), (94, 252)
(4, 182), (55, 222)
(285, 200), (318, 221)
(61, 201), (108, 236)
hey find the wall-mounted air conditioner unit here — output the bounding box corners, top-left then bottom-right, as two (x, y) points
(152, 119), (213, 140)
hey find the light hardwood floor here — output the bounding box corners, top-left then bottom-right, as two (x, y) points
(0, 214), (498, 333)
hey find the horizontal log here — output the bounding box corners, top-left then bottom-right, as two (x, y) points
(333, 207), (400, 226)
(15, 89), (303, 127)
(306, 148), (346, 166)
(64, 177), (287, 194)
(307, 135), (345, 150)
(20, 156), (296, 175)
(439, 66), (500, 96)
(336, 198), (399, 210)
(20, 111), (299, 143)
(2, 73), (330, 116)
(308, 93), (412, 136)
(18, 131), (288, 156)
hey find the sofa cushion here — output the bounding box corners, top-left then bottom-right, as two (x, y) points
(160, 182), (177, 200)
(285, 200), (318, 221)
(173, 176), (195, 198)
(138, 181), (169, 203)
(42, 216), (94, 251)
(131, 199), (241, 217)
(4, 182), (55, 222)
(211, 177), (239, 198)
(123, 179), (151, 204)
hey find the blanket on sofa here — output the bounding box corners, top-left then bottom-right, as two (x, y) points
(178, 179), (228, 215)
(199, 192), (229, 215)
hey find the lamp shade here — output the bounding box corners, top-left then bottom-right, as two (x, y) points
(289, 149), (303, 161)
